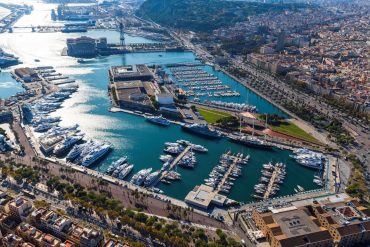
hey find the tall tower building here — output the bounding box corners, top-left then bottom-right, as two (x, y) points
(119, 22), (125, 47)
(276, 31), (285, 51)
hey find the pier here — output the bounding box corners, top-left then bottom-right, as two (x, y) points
(53, 79), (76, 85)
(169, 65), (240, 98)
(45, 76), (69, 81)
(215, 153), (243, 193)
(159, 145), (192, 181)
(263, 166), (283, 200)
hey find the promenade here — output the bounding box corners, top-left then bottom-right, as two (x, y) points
(7, 117), (227, 229)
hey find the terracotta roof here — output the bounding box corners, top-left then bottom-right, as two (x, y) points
(262, 215), (275, 224)
(279, 230), (332, 247)
(337, 224), (363, 236)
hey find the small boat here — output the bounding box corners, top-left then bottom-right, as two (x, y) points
(297, 185), (305, 192)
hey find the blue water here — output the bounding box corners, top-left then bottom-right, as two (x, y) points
(0, 12), (318, 202)
(52, 51), (319, 203)
(0, 72), (24, 99)
(166, 65), (286, 116)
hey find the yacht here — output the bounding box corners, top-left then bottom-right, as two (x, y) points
(228, 134), (273, 150)
(313, 178), (324, 186)
(81, 143), (111, 167)
(118, 164), (134, 180)
(145, 115), (170, 127)
(191, 144), (208, 153)
(106, 156), (128, 174)
(131, 168), (152, 186)
(161, 161), (171, 171)
(291, 149), (325, 170)
(66, 143), (86, 161)
(34, 123), (56, 132)
(297, 185), (305, 192)
(164, 145), (184, 155)
(148, 187), (164, 194)
(73, 140), (98, 164)
(0, 48), (20, 68)
(181, 124), (222, 139)
(143, 171), (161, 187)
(159, 154), (173, 163)
(176, 139), (191, 145)
(54, 135), (83, 156)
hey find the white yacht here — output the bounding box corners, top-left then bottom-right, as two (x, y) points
(81, 143), (111, 167)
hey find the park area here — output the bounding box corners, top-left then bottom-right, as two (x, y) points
(270, 121), (320, 144)
(196, 107), (232, 124)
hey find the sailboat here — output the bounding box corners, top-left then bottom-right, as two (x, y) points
(228, 116), (273, 149)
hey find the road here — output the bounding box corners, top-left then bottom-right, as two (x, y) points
(5, 115), (227, 230)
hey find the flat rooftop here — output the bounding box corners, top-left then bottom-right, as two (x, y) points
(185, 184), (226, 209)
(110, 65), (153, 82)
(272, 208), (321, 238)
(319, 200), (369, 226)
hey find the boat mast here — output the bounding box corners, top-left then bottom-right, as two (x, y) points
(265, 114), (267, 140)
(239, 115), (242, 134)
(252, 118), (255, 137)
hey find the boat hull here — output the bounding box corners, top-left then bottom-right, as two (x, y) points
(229, 137), (273, 150)
(181, 126), (222, 139)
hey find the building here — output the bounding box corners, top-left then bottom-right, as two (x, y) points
(312, 197), (370, 247)
(96, 38), (107, 50)
(276, 31), (286, 51)
(185, 185), (227, 210)
(0, 212), (12, 236)
(2, 233), (35, 247)
(0, 189), (13, 212)
(66, 36), (97, 58)
(60, 240), (76, 247)
(0, 212), (18, 235)
(103, 239), (131, 247)
(251, 196), (370, 247)
(260, 45), (275, 54)
(14, 68), (39, 83)
(7, 197), (33, 221)
(155, 93), (174, 106)
(39, 234), (61, 247)
(16, 222), (44, 246)
(0, 111), (13, 123)
(155, 93), (181, 117)
(32, 209), (72, 240)
(108, 65), (156, 112)
(109, 65), (153, 82)
(68, 225), (103, 247)
(112, 80), (155, 112)
(30, 208), (48, 225)
(252, 205), (333, 247)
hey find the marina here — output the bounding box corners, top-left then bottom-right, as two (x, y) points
(0, 15), (321, 204)
(170, 66), (241, 98)
(204, 151), (250, 194)
(252, 162), (287, 200)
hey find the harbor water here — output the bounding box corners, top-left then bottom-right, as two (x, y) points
(0, 72), (24, 99)
(0, 1), (320, 203)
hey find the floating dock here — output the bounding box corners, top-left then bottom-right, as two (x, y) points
(263, 166), (283, 200)
(157, 145), (192, 184)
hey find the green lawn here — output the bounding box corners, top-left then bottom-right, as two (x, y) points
(196, 107), (232, 124)
(270, 122), (320, 144)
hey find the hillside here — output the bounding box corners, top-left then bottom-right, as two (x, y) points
(136, 0), (307, 32)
